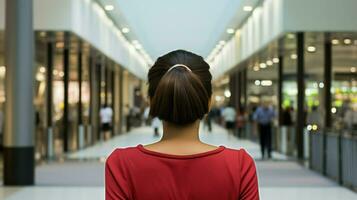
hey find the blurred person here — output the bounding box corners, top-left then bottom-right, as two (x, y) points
(306, 105), (323, 132)
(100, 104), (113, 140)
(253, 101), (276, 159)
(125, 104), (132, 132)
(343, 105), (357, 130)
(222, 103), (237, 135)
(236, 107), (246, 138)
(106, 50), (259, 200)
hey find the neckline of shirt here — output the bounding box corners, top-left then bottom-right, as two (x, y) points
(136, 144), (226, 159)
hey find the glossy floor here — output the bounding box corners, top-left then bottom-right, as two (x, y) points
(1, 124), (356, 200)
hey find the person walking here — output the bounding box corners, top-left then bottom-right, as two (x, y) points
(222, 104), (237, 135)
(253, 101), (276, 159)
(106, 50), (259, 200)
(100, 104), (113, 140)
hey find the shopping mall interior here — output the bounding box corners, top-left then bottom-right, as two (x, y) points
(0, 0), (356, 199)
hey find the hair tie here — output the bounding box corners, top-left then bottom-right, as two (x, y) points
(167, 64), (192, 73)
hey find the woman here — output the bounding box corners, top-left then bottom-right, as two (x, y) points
(106, 50), (259, 200)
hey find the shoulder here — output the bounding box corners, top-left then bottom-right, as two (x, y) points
(224, 148), (254, 162)
(106, 147), (138, 166)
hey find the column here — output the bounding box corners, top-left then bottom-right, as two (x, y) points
(296, 32), (305, 160)
(119, 67), (124, 134)
(77, 44), (84, 149)
(46, 38), (54, 159)
(278, 55), (284, 126)
(111, 65), (115, 136)
(63, 33), (70, 152)
(324, 34), (332, 128)
(4, 0), (35, 185)
(97, 56), (102, 140)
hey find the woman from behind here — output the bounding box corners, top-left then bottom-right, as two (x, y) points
(105, 50), (259, 200)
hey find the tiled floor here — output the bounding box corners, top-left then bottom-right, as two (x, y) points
(1, 124), (356, 200)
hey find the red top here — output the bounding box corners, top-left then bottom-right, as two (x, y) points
(105, 144), (259, 200)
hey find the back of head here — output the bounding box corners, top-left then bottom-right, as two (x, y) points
(148, 50), (212, 125)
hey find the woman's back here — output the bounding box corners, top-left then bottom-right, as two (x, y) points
(106, 145), (259, 200)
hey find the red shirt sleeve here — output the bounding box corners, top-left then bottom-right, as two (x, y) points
(239, 149), (260, 200)
(105, 149), (131, 200)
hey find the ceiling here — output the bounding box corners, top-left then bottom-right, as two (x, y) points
(98, 0), (258, 60)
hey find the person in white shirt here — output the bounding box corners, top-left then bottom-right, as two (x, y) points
(222, 104), (237, 135)
(100, 104), (113, 140)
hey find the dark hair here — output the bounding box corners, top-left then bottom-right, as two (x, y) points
(148, 50), (212, 125)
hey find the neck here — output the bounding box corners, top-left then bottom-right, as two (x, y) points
(160, 120), (200, 143)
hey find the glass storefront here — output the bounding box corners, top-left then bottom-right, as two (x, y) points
(0, 30), (140, 161)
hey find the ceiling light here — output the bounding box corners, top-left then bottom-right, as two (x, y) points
(39, 66), (46, 73)
(121, 27), (130, 33)
(104, 5), (114, 11)
(266, 60), (273, 66)
(224, 90), (231, 98)
(331, 107), (337, 114)
(219, 40), (226, 45)
(259, 63), (267, 69)
(243, 6), (253, 12)
(351, 67), (356, 73)
(331, 39), (339, 45)
(272, 57), (280, 63)
(290, 54), (297, 59)
(254, 80), (261, 86)
(261, 80), (273, 86)
(307, 46), (316, 53)
(59, 71), (64, 77)
(319, 82), (324, 88)
(226, 28), (235, 34)
(253, 66), (260, 71)
(53, 69), (58, 76)
(344, 38), (352, 45)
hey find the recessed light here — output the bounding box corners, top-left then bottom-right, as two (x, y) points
(344, 38), (352, 45)
(331, 107), (337, 114)
(307, 46), (316, 53)
(331, 39), (339, 45)
(254, 80), (261, 86)
(261, 80), (273, 86)
(351, 67), (356, 73)
(260, 63), (267, 69)
(105, 5), (114, 11)
(121, 27), (130, 33)
(290, 54), (297, 59)
(226, 28), (235, 34)
(272, 57), (280, 63)
(266, 60), (273, 66)
(243, 6), (253, 12)
(253, 66), (260, 71)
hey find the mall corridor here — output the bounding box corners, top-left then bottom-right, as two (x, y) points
(0, 0), (357, 199)
(1, 125), (356, 200)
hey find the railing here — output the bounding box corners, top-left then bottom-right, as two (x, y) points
(310, 129), (357, 190)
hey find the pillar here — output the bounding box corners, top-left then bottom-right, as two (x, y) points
(4, 0), (35, 185)
(296, 32), (305, 160)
